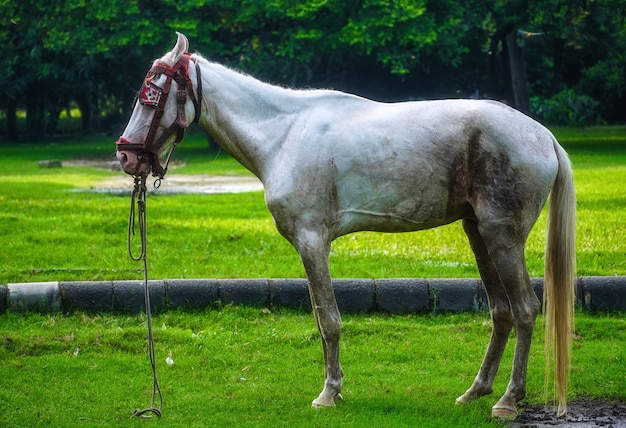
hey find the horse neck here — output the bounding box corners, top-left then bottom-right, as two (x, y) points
(195, 59), (297, 179)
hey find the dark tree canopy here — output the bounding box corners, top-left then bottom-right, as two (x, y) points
(1, 0), (624, 141)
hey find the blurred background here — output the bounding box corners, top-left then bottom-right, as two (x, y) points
(1, 0), (624, 142)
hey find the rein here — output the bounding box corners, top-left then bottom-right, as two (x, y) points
(128, 174), (163, 419)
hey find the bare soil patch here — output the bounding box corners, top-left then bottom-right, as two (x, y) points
(510, 400), (626, 427)
(62, 157), (263, 194)
(94, 173), (263, 194)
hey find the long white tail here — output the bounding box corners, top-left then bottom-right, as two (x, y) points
(544, 139), (576, 416)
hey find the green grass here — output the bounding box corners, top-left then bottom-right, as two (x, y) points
(1, 128), (626, 426)
(1, 127), (625, 284)
(0, 307), (624, 427)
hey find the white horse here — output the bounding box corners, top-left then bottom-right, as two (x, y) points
(117, 33), (576, 419)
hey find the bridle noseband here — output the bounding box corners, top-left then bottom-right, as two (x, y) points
(116, 52), (203, 179)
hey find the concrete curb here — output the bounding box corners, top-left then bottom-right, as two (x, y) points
(1, 277), (625, 315)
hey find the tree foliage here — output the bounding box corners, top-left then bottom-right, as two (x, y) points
(1, 0), (625, 141)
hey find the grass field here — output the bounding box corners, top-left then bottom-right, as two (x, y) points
(0, 307), (625, 427)
(0, 127), (625, 426)
(0, 127), (626, 284)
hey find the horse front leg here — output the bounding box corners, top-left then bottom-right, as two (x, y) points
(294, 228), (343, 408)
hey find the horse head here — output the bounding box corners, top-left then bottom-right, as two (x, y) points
(116, 32), (202, 178)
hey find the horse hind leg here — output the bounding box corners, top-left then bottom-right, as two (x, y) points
(456, 219), (514, 405)
(475, 217), (541, 419)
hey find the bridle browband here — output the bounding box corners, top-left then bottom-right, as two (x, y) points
(116, 52), (203, 179)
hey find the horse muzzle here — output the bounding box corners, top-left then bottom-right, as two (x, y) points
(116, 137), (153, 176)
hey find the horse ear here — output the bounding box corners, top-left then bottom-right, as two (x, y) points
(166, 32), (189, 65)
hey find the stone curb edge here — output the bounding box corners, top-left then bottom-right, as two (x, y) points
(0, 277), (624, 315)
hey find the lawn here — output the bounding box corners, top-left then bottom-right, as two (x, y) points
(0, 307), (624, 427)
(0, 126), (625, 284)
(0, 127), (625, 426)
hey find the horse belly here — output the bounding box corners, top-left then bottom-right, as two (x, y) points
(327, 134), (469, 236)
(334, 176), (461, 236)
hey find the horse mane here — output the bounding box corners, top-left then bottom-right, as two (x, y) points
(190, 53), (294, 93)
(189, 52), (367, 105)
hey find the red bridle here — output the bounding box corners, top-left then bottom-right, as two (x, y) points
(116, 52), (203, 178)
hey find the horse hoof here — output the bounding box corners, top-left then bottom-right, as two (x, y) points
(491, 404), (518, 419)
(455, 393), (473, 404)
(311, 392), (343, 408)
(311, 396), (336, 408)
(456, 388), (490, 404)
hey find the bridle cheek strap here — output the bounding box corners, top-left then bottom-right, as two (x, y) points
(117, 52), (202, 179)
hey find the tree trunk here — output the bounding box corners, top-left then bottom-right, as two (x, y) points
(506, 31), (530, 114)
(77, 92), (93, 134)
(26, 85), (46, 141)
(6, 99), (17, 141)
(487, 23), (516, 104)
(551, 38), (564, 95)
(487, 36), (499, 99)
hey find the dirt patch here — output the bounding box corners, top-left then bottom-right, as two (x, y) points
(509, 400), (626, 427)
(62, 157), (263, 194)
(61, 158), (123, 170)
(94, 173), (263, 195)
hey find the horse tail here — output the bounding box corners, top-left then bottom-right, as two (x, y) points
(544, 138), (576, 417)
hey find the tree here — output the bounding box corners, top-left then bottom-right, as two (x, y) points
(0, 0), (169, 140)
(2, 0), (626, 141)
